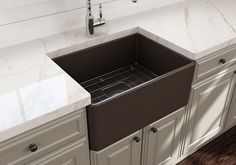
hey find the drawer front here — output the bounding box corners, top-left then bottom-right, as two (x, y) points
(25, 136), (90, 165)
(0, 109), (87, 165)
(196, 46), (236, 81)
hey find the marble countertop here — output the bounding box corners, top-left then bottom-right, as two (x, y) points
(1, 0), (236, 142)
(44, 0), (236, 60)
(0, 40), (90, 142)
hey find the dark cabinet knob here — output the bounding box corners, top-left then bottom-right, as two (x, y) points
(219, 58), (226, 64)
(151, 127), (157, 133)
(29, 144), (38, 152)
(133, 136), (140, 143)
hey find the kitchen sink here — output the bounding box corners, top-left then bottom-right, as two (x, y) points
(53, 34), (195, 151)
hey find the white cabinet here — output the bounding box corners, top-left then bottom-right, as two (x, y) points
(0, 109), (90, 165)
(90, 130), (142, 165)
(142, 108), (184, 165)
(26, 137), (90, 165)
(226, 73), (236, 128)
(183, 69), (235, 155)
(90, 108), (185, 165)
(194, 45), (236, 82)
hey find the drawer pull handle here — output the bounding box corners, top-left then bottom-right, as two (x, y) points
(133, 136), (141, 143)
(151, 127), (157, 133)
(219, 58), (226, 64)
(29, 144), (38, 152)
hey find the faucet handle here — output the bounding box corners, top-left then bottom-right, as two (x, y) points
(99, 3), (103, 20)
(87, 1), (92, 16)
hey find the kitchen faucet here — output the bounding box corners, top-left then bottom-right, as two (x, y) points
(86, 0), (106, 36)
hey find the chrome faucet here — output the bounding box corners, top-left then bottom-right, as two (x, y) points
(86, 0), (106, 36)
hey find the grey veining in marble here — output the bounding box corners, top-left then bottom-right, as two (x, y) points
(44, 0), (236, 60)
(0, 40), (90, 142)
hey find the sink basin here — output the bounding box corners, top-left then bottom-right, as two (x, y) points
(53, 34), (195, 151)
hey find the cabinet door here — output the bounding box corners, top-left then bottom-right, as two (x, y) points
(226, 74), (236, 128)
(0, 109), (88, 165)
(142, 108), (184, 165)
(25, 136), (90, 165)
(90, 130), (142, 165)
(184, 70), (235, 155)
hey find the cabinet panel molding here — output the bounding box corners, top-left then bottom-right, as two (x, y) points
(194, 45), (236, 82)
(90, 130), (142, 165)
(0, 109), (87, 165)
(184, 70), (235, 155)
(226, 75), (236, 128)
(142, 108), (184, 165)
(25, 136), (90, 165)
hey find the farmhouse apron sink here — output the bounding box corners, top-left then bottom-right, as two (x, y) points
(54, 34), (195, 151)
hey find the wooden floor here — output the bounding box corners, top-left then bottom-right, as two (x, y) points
(178, 126), (236, 165)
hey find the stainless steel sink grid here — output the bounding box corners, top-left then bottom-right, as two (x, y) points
(81, 63), (158, 103)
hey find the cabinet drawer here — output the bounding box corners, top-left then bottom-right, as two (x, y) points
(25, 136), (90, 165)
(0, 109), (87, 165)
(196, 46), (236, 81)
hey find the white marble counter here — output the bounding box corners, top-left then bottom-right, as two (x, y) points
(44, 0), (236, 60)
(0, 40), (90, 142)
(1, 0), (236, 142)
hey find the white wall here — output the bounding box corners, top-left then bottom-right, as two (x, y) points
(0, 0), (183, 48)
